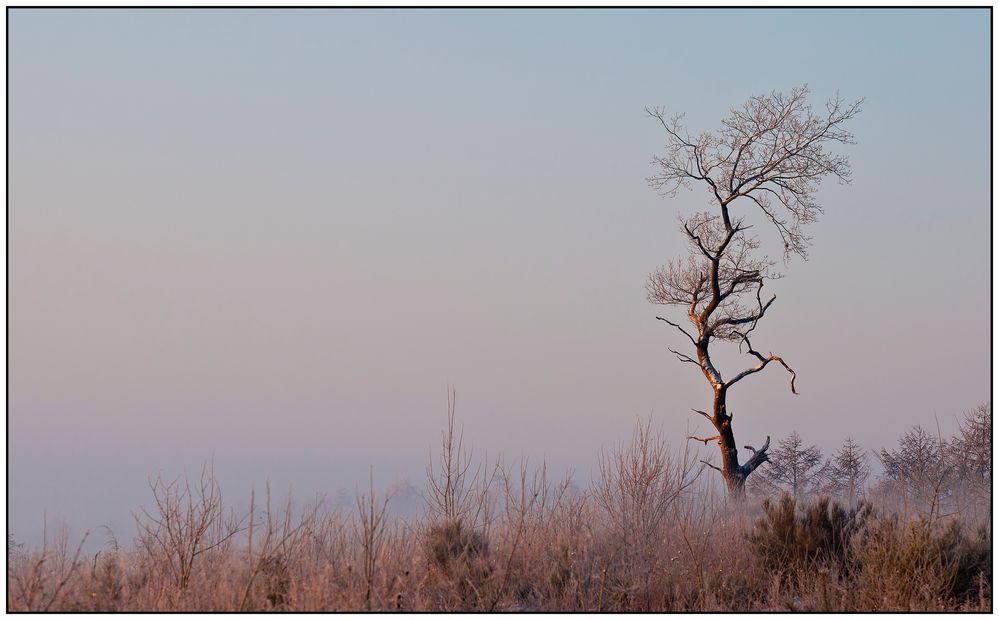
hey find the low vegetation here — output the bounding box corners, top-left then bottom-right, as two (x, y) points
(7, 403), (991, 611)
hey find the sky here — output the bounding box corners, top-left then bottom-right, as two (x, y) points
(8, 8), (991, 545)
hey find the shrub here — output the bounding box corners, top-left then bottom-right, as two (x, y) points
(749, 493), (873, 578)
(425, 520), (488, 573)
(86, 552), (124, 611)
(424, 520), (492, 608)
(851, 516), (991, 610)
(257, 555), (291, 609)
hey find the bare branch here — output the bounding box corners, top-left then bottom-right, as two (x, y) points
(722, 294), (774, 328)
(725, 332), (798, 394)
(688, 435), (721, 445)
(692, 409), (713, 423)
(656, 316), (696, 345)
(773, 355), (798, 394)
(668, 348), (701, 366)
(744, 436), (770, 455)
(741, 435), (771, 475)
(699, 459), (723, 473)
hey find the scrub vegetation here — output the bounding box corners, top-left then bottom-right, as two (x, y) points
(7, 401), (991, 612)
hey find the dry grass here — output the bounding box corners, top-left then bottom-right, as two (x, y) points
(7, 416), (992, 612)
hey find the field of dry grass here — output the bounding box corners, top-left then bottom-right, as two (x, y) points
(7, 414), (992, 612)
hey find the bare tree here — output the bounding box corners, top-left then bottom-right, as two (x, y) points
(645, 85), (861, 495)
(749, 431), (824, 500)
(950, 402), (991, 485)
(822, 437), (871, 504)
(878, 425), (953, 519)
(879, 426), (948, 485)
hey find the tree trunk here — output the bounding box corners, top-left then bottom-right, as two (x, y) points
(711, 387), (747, 496)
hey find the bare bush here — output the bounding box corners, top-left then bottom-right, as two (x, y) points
(133, 465), (245, 599)
(425, 388), (495, 528)
(8, 525), (89, 611)
(237, 485), (320, 610)
(590, 418), (701, 609)
(595, 418), (699, 552)
(352, 470), (395, 610)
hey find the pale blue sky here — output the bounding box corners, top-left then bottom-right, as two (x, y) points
(8, 8), (990, 543)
